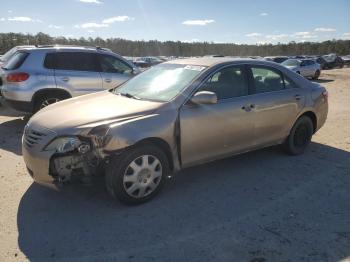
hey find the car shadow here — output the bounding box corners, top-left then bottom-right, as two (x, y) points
(0, 117), (28, 155)
(17, 142), (350, 261)
(313, 78), (334, 83)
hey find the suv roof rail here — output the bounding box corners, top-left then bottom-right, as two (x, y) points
(34, 44), (112, 51)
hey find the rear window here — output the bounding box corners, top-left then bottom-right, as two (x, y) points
(44, 52), (98, 72)
(2, 52), (29, 70)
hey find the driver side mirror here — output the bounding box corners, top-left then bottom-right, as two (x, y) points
(190, 91), (218, 105)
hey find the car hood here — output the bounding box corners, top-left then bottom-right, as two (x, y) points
(29, 91), (163, 134)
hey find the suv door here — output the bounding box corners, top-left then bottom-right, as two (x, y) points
(247, 66), (306, 146)
(179, 65), (256, 167)
(97, 54), (133, 89)
(48, 51), (103, 96)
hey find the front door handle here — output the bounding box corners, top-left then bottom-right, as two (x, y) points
(104, 78), (112, 83)
(294, 94), (301, 100)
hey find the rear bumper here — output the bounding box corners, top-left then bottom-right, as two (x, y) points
(0, 97), (33, 112)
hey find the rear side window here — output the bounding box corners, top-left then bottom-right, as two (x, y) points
(44, 52), (98, 72)
(2, 52), (29, 70)
(284, 76), (299, 89)
(251, 67), (284, 94)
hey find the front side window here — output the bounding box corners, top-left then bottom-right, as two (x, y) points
(251, 67), (284, 94)
(98, 55), (132, 75)
(114, 63), (205, 102)
(200, 66), (248, 100)
(48, 52), (98, 72)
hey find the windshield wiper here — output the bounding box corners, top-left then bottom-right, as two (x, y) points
(116, 92), (141, 100)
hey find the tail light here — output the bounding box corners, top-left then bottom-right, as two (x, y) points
(322, 91), (328, 102)
(6, 72), (29, 82)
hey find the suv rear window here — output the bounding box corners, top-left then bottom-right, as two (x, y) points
(44, 52), (98, 72)
(2, 52), (29, 70)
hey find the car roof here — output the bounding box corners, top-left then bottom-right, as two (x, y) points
(164, 57), (265, 67)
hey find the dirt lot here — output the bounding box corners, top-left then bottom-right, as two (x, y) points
(0, 68), (349, 262)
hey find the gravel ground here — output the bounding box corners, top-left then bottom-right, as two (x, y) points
(0, 68), (349, 262)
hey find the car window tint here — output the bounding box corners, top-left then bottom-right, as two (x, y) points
(98, 55), (132, 75)
(2, 52), (29, 70)
(53, 52), (98, 72)
(284, 76), (299, 89)
(251, 67), (284, 93)
(200, 66), (248, 100)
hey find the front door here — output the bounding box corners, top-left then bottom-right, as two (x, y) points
(179, 65), (256, 167)
(97, 54), (133, 89)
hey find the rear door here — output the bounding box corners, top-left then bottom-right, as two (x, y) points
(97, 54), (133, 89)
(51, 51), (103, 96)
(247, 66), (306, 146)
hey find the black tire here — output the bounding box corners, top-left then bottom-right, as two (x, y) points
(312, 70), (320, 80)
(105, 144), (169, 205)
(283, 116), (313, 155)
(33, 93), (68, 113)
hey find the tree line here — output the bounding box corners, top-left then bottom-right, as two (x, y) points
(0, 32), (349, 57)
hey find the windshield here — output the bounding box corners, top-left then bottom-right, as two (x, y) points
(282, 59), (300, 67)
(114, 63), (206, 102)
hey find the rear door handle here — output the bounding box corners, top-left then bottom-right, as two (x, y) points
(104, 78), (112, 83)
(60, 76), (69, 82)
(294, 94), (301, 100)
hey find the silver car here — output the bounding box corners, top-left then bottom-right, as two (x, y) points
(0, 45), (139, 113)
(22, 58), (328, 204)
(282, 58), (321, 79)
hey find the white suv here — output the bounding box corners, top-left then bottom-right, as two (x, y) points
(0, 45), (139, 113)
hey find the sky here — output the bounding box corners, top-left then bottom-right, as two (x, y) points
(0, 0), (350, 44)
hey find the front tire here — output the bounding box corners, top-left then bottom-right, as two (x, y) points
(105, 145), (169, 205)
(284, 116), (313, 155)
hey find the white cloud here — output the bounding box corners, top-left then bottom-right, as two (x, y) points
(342, 32), (350, 39)
(49, 24), (63, 29)
(0, 18), (5, 21)
(265, 34), (289, 40)
(74, 22), (109, 29)
(245, 32), (262, 37)
(293, 31), (318, 39)
(182, 19), (215, 26)
(8, 16), (33, 22)
(78, 0), (102, 4)
(260, 12), (268, 16)
(183, 38), (200, 43)
(87, 30), (95, 33)
(102, 16), (134, 24)
(314, 27), (336, 32)
(7, 10), (13, 13)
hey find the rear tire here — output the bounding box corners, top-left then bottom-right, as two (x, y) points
(105, 145), (169, 205)
(33, 93), (69, 113)
(283, 116), (313, 155)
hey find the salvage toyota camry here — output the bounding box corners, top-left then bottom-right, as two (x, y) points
(22, 57), (328, 204)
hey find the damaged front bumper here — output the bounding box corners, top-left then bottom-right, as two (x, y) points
(22, 136), (104, 187)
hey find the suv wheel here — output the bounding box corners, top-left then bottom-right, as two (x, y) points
(105, 145), (169, 205)
(34, 93), (67, 113)
(283, 116), (313, 155)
